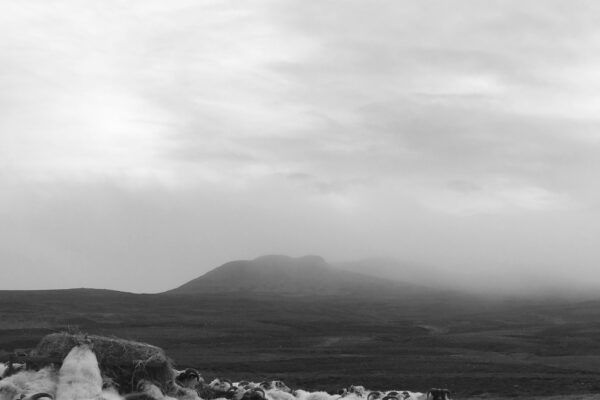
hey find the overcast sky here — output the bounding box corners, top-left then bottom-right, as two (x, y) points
(1, 0), (600, 293)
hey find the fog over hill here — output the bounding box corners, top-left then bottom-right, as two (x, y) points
(335, 257), (600, 300)
(168, 253), (600, 300)
(168, 254), (416, 296)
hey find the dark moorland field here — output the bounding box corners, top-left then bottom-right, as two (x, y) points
(3, 289), (600, 397)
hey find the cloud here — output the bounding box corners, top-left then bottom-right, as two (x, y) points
(1, 0), (600, 292)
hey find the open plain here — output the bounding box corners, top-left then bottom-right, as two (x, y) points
(2, 286), (600, 398)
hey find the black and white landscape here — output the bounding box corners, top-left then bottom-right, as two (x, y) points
(2, 1), (600, 399)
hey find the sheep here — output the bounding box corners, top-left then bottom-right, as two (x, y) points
(294, 390), (339, 400)
(131, 380), (171, 400)
(257, 382), (271, 391)
(291, 389), (309, 399)
(167, 383), (201, 400)
(337, 386), (366, 400)
(258, 380), (292, 400)
(209, 378), (233, 393)
(0, 381), (20, 400)
(0, 381), (53, 400)
(55, 345), (131, 400)
(228, 382), (258, 400)
(102, 376), (120, 393)
(379, 389), (421, 400)
(203, 378), (239, 400)
(55, 345), (103, 400)
(128, 378), (202, 400)
(366, 392), (382, 400)
(400, 392), (423, 400)
(241, 388), (266, 400)
(99, 388), (124, 400)
(348, 387), (365, 398)
(228, 385), (248, 400)
(233, 382), (251, 389)
(0, 366), (58, 400)
(425, 389), (449, 400)
(28, 394), (54, 400)
(0, 362), (25, 380)
(175, 369), (203, 390)
(264, 388), (295, 400)
(124, 394), (160, 400)
(270, 382), (291, 394)
(381, 392), (400, 400)
(337, 392), (361, 400)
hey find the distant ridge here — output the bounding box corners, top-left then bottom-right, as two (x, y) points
(167, 254), (411, 296)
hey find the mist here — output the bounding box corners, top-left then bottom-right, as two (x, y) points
(1, 0), (600, 296)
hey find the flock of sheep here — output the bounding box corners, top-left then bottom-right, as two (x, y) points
(0, 345), (451, 400)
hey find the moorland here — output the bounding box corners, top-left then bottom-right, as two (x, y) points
(2, 256), (600, 398)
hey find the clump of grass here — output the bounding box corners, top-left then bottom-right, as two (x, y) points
(27, 332), (176, 394)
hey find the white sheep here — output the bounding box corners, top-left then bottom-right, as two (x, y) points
(339, 393), (362, 400)
(0, 362), (25, 380)
(265, 389), (295, 400)
(258, 382), (290, 393)
(56, 345), (103, 400)
(379, 389), (422, 400)
(135, 380), (165, 399)
(99, 388), (124, 400)
(174, 369), (203, 390)
(348, 386), (365, 397)
(229, 385), (248, 400)
(169, 384), (201, 400)
(132, 379), (202, 400)
(238, 387), (267, 400)
(55, 345), (129, 400)
(294, 390), (340, 400)
(0, 366), (57, 400)
(209, 378), (233, 393)
(291, 389), (310, 400)
(423, 389), (449, 400)
(244, 382), (260, 390)
(404, 392), (424, 400)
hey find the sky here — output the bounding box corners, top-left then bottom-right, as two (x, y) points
(1, 0), (600, 293)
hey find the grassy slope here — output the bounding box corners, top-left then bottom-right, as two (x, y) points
(2, 290), (600, 396)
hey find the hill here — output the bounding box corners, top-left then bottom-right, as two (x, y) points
(168, 254), (414, 296)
